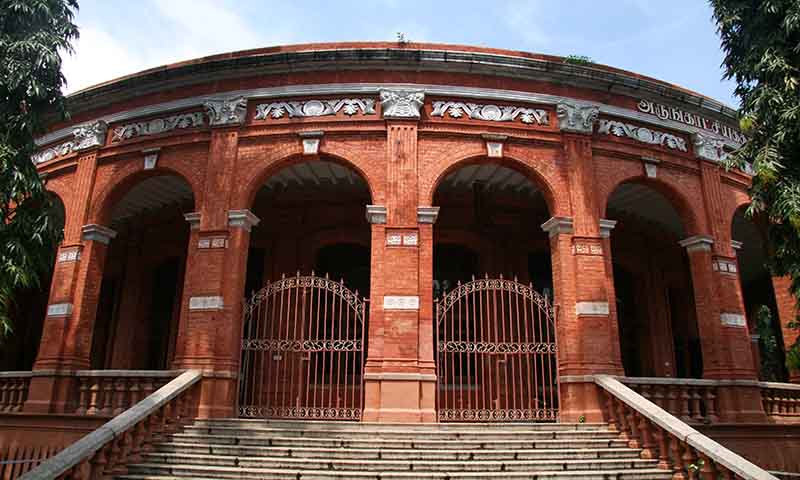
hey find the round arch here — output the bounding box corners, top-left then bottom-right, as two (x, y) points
(427, 154), (559, 216)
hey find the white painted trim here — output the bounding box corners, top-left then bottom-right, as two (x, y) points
(35, 83), (743, 150)
(383, 295), (420, 310)
(575, 301), (610, 316)
(46, 303), (73, 317)
(721, 313), (747, 327)
(188, 296), (224, 310)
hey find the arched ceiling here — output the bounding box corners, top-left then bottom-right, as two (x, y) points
(607, 183), (687, 238)
(110, 175), (194, 229)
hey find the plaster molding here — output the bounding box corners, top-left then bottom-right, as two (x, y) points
(693, 132), (728, 162)
(599, 219), (618, 238)
(731, 240), (743, 250)
(417, 206), (440, 224)
(720, 313), (746, 327)
(254, 98), (375, 119)
(641, 156), (661, 178)
(679, 235), (714, 252)
(576, 301), (610, 316)
(73, 121), (108, 151)
(188, 296), (224, 311)
(365, 205), (387, 224)
(47, 303), (73, 317)
(556, 101), (598, 134)
(379, 88), (425, 119)
(431, 100), (548, 125)
(142, 147), (160, 170)
(597, 119), (687, 152)
(32, 140), (75, 165)
(203, 96), (247, 126)
(111, 112), (204, 143)
(299, 130), (324, 155)
(541, 216), (574, 237)
(227, 209), (260, 232)
(383, 295), (420, 310)
(57, 246), (82, 263)
(184, 212), (201, 230)
(81, 224), (117, 244)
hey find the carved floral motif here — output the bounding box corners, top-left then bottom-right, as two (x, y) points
(692, 132), (728, 162)
(597, 119), (688, 151)
(73, 121), (108, 151)
(431, 101), (549, 125)
(32, 140), (75, 164)
(254, 98), (376, 120)
(111, 112), (205, 143)
(379, 89), (425, 119)
(203, 97), (247, 126)
(556, 101), (599, 134)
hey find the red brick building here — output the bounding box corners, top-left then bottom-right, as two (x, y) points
(3, 43), (800, 473)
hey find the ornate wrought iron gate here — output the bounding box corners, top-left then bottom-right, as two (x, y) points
(435, 275), (558, 422)
(238, 273), (367, 420)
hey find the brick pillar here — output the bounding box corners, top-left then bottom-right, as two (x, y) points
(109, 237), (144, 369)
(771, 275), (800, 382)
(551, 101), (623, 422)
(362, 89), (434, 422)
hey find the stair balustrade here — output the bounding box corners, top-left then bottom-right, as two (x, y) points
(620, 377), (720, 424)
(0, 372), (31, 412)
(596, 375), (777, 480)
(72, 371), (178, 416)
(759, 382), (800, 420)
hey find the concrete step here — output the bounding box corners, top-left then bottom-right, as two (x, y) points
(180, 424), (617, 440)
(139, 452), (659, 472)
(192, 419), (607, 431)
(155, 442), (643, 460)
(165, 432), (629, 450)
(121, 463), (673, 480)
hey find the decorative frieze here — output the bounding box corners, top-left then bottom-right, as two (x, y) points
(73, 121), (108, 151)
(189, 296), (224, 311)
(720, 313), (746, 327)
(228, 209), (260, 232)
(366, 205), (387, 224)
(541, 216), (574, 237)
(111, 112), (204, 143)
(597, 119), (688, 151)
(254, 98), (375, 119)
(198, 236), (228, 249)
(575, 301), (609, 316)
(379, 89), (425, 119)
(637, 99), (746, 145)
(572, 237), (603, 256)
(556, 101), (598, 134)
(57, 247), (82, 263)
(383, 295), (420, 310)
(81, 224), (117, 245)
(431, 101), (549, 125)
(417, 206), (440, 224)
(693, 132), (728, 162)
(47, 303), (73, 317)
(203, 97), (247, 126)
(32, 140), (75, 165)
(679, 235), (714, 252)
(386, 230), (418, 246)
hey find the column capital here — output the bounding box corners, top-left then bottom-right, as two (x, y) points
(417, 206), (440, 224)
(365, 205), (387, 224)
(541, 216), (574, 237)
(73, 120), (108, 151)
(692, 132), (727, 162)
(184, 212), (201, 230)
(227, 209), (260, 232)
(203, 96), (247, 127)
(379, 88), (425, 120)
(599, 219), (617, 238)
(679, 235), (714, 252)
(556, 101), (599, 135)
(731, 240), (743, 250)
(81, 224), (117, 244)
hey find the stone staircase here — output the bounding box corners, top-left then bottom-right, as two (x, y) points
(116, 419), (673, 480)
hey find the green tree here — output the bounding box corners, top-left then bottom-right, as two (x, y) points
(0, 0), (78, 336)
(710, 1), (800, 372)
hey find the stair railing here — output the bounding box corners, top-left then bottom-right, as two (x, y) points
(19, 369), (201, 480)
(595, 375), (777, 480)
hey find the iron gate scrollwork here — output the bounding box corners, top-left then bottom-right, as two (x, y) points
(435, 275), (559, 422)
(238, 273), (367, 420)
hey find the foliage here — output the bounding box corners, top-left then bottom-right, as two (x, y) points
(754, 305), (785, 381)
(563, 55), (594, 66)
(710, 0), (800, 371)
(0, 0), (78, 336)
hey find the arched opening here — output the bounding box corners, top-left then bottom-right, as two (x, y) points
(732, 206), (787, 381)
(239, 158), (371, 420)
(0, 193), (65, 371)
(91, 174), (194, 370)
(606, 181), (701, 378)
(432, 160), (557, 422)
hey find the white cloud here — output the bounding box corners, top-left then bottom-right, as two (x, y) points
(61, 26), (147, 93)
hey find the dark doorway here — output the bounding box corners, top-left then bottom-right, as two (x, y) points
(315, 243), (371, 297)
(434, 244), (479, 298)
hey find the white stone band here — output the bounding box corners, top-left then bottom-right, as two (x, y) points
(575, 301), (610, 316)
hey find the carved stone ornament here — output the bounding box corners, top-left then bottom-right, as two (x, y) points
(111, 112), (205, 143)
(32, 140), (75, 164)
(81, 224), (118, 244)
(693, 132), (728, 162)
(73, 120), (108, 151)
(203, 96), (247, 126)
(255, 98), (376, 120)
(431, 101), (549, 125)
(379, 89), (425, 119)
(228, 209), (261, 232)
(556, 101), (599, 134)
(365, 205), (387, 224)
(598, 119), (688, 152)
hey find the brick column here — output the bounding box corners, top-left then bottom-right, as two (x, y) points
(171, 97), (254, 417)
(362, 88), (435, 422)
(771, 275), (800, 382)
(27, 123), (111, 413)
(552, 101), (623, 422)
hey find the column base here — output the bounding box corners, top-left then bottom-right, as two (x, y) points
(558, 378), (605, 423)
(193, 372), (237, 418)
(23, 372), (77, 414)
(362, 372), (437, 423)
(716, 383), (768, 423)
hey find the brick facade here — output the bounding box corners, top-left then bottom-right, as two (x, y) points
(17, 43), (787, 422)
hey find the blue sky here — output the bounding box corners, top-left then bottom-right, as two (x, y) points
(62, 0), (739, 107)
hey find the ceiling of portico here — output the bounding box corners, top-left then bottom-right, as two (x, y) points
(435, 164), (542, 202)
(255, 160), (370, 202)
(606, 183), (687, 239)
(110, 175), (194, 229)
